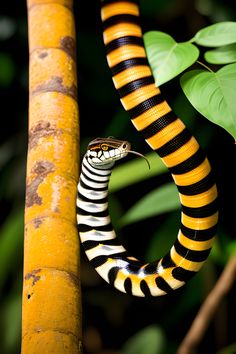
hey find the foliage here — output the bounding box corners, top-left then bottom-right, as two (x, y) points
(144, 22), (236, 139)
(122, 325), (166, 354)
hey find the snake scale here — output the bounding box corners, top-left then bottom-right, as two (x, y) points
(76, 0), (219, 297)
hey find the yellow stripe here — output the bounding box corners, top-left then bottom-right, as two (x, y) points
(107, 45), (146, 66)
(162, 136), (199, 167)
(146, 119), (186, 149)
(113, 65), (152, 88)
(173, 159), (211, 186)
(103, 24), (142, 45)
(179, 185), (217, 208)
(170, 248), (204, 271)
(101, 2), (139, 21)
(131, 101), (172, 130)
(181, 212), (218, 230)
(178, 232), (214, 251)
(122, 84), (160, 110)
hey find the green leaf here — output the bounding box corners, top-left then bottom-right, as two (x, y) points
(194, 22), (236, 47)
(0, 53), (15, 87)
(123, 325), (166, 354)
(217, 342), (236, 354)
(205, 43), (236, 64)
(0, 208), (24, 290)
(145, 212), (179, 262)
(144, 31), (199, 86)
(120, 183), (179, 226)
(110, 152), (167, 193)
(2, 294), (22, 352)
(180, 64), (236, 139)
(226, 240), (236, 258)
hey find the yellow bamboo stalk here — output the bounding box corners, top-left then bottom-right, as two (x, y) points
(22, 0), (82, 352)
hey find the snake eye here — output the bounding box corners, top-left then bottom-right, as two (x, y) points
(101, 144), (108, 151)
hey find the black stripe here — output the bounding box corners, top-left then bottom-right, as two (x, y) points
(181, 223), (217, 241)
(172, 267), (196, 282)
(155, 276), (173, 294)
(177, 171), (216, 196)
(77, 191), (107, 204)
(144, 263), (158, 274)
(141, 111), (177, 139)
(181, 198), (218, 218)
(90, 255), (108, 268)
(106, 36), (143, 54)
(124, 277), (133, 295)
(77, 222), (113, 233)
(118, 76), (154, 98)
(81, 170), (109, 184)
(111, 57), (148, 76)
(103, 14), (139, 31)
(161, 252), (176, 269)
(169, 148), (206, 175)
(79, 179), (107, 192)
(76, 206), (109, 217)
(83, 159), (112, 177)
(108, 267), (119, 286)
(128, 94), (164, 119)
(90, 252), (128, 269)
(82, 238), (121, 251)
(156, 128), (192, 158)
(174, 239), (211, 262)
(126, 260), (144, 274)
(140, 279), (151, 296)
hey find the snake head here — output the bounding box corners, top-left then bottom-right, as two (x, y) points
(86, 137), (131, 167)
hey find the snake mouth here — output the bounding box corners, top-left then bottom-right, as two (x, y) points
(87, 138), (150, 169)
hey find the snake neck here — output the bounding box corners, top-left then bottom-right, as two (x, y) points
(78, 155), (113, 204)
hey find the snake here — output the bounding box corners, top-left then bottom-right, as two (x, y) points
(76, 0), (219, 297)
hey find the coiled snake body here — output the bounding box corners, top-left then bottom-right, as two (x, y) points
(77, 0), (219, 297)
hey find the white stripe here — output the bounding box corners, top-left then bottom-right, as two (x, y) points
(86, 244), (126, 259)
(77, 214), (110, 227)
(80, 173), (108, 189)
(76, 199), (108, 213)
(80, 230), (116, 242)
(78, 184), (107, 200)
(82, 164), (110, 182)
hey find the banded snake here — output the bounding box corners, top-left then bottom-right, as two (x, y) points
(77, 0), (219, 297)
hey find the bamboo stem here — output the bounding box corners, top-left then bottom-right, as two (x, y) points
(22, 0), (82, 352)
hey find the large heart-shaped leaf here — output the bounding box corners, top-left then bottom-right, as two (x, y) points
(205, 43), (236, 64)
(180, 63), (236, 139)
(144, 31), (199, 86)
(194, 22), (236, 47)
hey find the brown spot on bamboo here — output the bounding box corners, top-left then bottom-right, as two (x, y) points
(29, 120), (62, 150)
(38, 51), (48, 59)
(32, 76), (77, 100)
(25, 269), (41, 286)
(67, 271), (79, 286)
(60, 36), (76, 60)
(26, 161), (55, 207)
(32, 160), (55, 176)
(33, 217), (43, 228)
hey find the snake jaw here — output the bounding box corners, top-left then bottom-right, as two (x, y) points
(86, 137), (150, 169)
(86, 137), (131, 167)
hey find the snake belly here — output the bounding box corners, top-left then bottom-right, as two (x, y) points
(77, 0), (219, 297)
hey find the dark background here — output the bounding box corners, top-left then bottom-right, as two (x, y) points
(0, 0), (236, 353)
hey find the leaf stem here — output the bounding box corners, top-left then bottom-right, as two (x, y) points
(197, 60), (215, 72)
